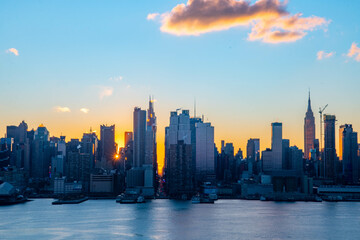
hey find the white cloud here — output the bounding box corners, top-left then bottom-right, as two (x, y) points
(317, 50), (334, 60)
(80, 108), (90, 114)
(99, 86), (114, 99)
(109, 76), (123, 82)
(54, 106), (71, 113)
(6, 48), (19, 56)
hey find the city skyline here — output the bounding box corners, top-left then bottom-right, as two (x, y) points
(1, 0), (360, 173)
(1, 92), (359, 174)
(2, 2), (360, 239)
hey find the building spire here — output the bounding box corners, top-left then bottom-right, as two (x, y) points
(307, 89), (312, 112)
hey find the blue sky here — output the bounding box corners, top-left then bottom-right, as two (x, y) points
(1, 0), (360, 168)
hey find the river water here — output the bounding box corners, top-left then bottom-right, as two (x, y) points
(1, 199), (360, 239)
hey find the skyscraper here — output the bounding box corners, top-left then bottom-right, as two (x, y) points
(50, 136), (65, 179)
(288, 146), (303, 174)
(133, 107), (146, 168)
(17, 121), (28, 144)
(246, 138), (260, 162)
(282, 139), (290, 170)
(195, 122), (215, 178)
(123, 132), (133, 170)
(124, 132), (133, 149)
(0, 138), (11, 167)
(165, 110), (193, 198)
(6, 126), (17, 140)
(271, 122), (283, 169)
(168, 140), (193, 198)
(339, 124), (359, 183)
(304, 92), (315, 159)
(5, 121), (29, 168)
(66, 139), (81, 182)
(31, 124), (50, 179)
(126, 105), (155, 197)
(81, 132), (98, 170)
(145, 98), (156, 164)
(145, 97), (158, 190)
(99, 125), (116, 170)
(324, 115), (336, 179)
(190, 117), (202, 179)
(262, 122), (283, 171)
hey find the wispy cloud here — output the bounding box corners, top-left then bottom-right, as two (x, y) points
(147, 13), (160, 21)
(6, 48), (19, 56)
(99, 86), (114, 99)
(347, 42), (360, 62)
(54, 106), (71, 113)
(317, 50), (334, 60)
(109, 76), (123, 82)
(80, 108), (90, 114)
(149, 0), (329, 43)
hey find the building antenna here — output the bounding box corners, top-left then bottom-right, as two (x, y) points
(194, 97), (196, 118)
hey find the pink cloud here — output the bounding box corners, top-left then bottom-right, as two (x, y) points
(347, 42), (360, 62)
(6, 48), (19, 56)
(149, 0), (329, 43)
(147, 13), (160, 21)
(99, 86), (114, 99)
(317, 50), (334, 60)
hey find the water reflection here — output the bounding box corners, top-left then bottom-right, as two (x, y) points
(1, 199), (360, 240)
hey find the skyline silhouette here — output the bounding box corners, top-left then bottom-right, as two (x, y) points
(1, 92), (357, 173)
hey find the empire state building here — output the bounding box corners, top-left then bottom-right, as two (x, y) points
(304, 92), (315, 159)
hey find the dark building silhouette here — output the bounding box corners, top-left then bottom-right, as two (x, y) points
(6, 126), (17, 140)
(246, 138), (260, 162)
(124, 132), (133, 149)
(324, 115), (336, 179)
(0, 139), (11, 167)
(289, 146), (303, 175)
(123, 132), (133, 171)
(168, 140), (193, 198)
(66, 139), (80, 180)
(24, 129), (34, 173)
(282, 139), (290, 170)
(31, 124), (50, 179)
(7, 121), (29, 169)
(216, 141), (234, 182)
(339, 124), (359, 183)
(81, 132), (98, 171)
(99, 125), (116, 170)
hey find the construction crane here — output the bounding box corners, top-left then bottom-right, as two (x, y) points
(319, 104), (328, 151)
(319, 104), (328, 177)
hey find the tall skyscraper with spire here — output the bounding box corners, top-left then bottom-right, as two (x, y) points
(145, 96), (158, 190)
(304, 91), (315, 159)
